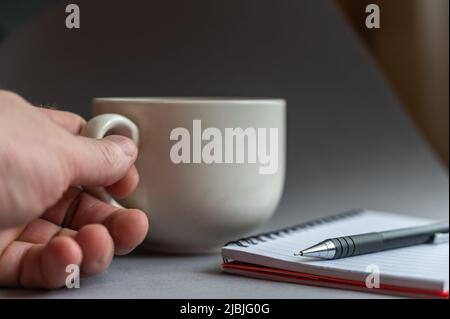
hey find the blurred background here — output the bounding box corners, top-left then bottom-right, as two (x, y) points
(0, 0), (448, 222)
(0, 0), (447, 167)
(336, 0), (449, 166)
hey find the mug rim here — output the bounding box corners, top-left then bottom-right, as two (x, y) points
(93, 97), (286, 105)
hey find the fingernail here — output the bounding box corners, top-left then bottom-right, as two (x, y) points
(105, 135), (136, 157)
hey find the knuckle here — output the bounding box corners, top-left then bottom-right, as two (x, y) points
(73, 113), (86, 126)
(99, 140), (122, 170)
(0, 90), (26, 105)
(72, 114), (87, 132)
(60, 111), (86, 134)
(61, 110), (86, 125)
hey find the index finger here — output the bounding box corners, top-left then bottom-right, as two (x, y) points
(36, 107), (86, 134)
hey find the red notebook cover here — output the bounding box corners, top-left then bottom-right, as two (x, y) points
(223, 261), (449, 299)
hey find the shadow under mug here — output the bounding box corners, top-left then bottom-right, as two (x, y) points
(81, 98), (286, 253)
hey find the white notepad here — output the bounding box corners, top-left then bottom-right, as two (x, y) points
(222, 210), (449, 298)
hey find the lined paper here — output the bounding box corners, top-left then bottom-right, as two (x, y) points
(223, 211), (449, 291)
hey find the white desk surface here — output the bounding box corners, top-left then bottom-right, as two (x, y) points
(0, 0), (448, 298)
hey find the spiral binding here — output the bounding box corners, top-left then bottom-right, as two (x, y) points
(224, 209), (364, 249)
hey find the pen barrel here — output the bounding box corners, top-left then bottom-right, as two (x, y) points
(381, 222), (448, 250)
(330, 233), (383, 258)
(331, 222), (449, 259)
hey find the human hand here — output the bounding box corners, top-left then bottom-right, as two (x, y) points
(0, 90), (148, 288)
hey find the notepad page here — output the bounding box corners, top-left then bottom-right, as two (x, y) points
(222, 211), (449, 291)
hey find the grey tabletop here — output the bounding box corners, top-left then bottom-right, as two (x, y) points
(0, 0), (448, 298)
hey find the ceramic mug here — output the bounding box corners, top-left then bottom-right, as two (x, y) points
(81, 98), (286, 253)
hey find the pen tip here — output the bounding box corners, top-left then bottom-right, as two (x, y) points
(294, 251), (304, 256)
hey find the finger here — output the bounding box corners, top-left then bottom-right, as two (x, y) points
(67, 192), (148, 255)
(0, 241), (32, 286)
(0, 226), (25, 254)
(17, 218), (61, 244)
(75, 224), (114, 276)
(17, 217), (78, 244)
(106, 165), (139, 198)
(40, 175), (139, 227)
(42, 187), (148, 255)
(103, 209), (148, 255)
(69, 135), (138, 187)
(19, 236), (82, 289)
(41, 187), (83, 226)
(36, 107), (86, 134)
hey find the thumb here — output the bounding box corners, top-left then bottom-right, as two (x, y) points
(69, 135), (137, 187)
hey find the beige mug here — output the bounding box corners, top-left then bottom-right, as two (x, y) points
(81, 98), (286, 253)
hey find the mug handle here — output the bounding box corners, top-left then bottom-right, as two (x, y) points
(79, 113), (139, 208)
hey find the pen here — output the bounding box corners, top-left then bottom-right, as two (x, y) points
(295, 222), (449, 259)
